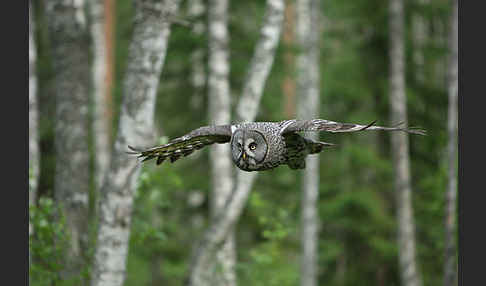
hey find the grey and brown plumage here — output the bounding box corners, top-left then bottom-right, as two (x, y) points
(128, 119), (426, 171)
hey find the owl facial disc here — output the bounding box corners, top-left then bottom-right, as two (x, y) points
(231, 129), (268, 171)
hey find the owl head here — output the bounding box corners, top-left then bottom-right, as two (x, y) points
(231, 129), (268, 171)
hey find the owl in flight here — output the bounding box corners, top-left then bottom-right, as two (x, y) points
(128, 119), (426, 172)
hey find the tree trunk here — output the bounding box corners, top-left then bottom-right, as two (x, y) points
(296, 0), (321, 285)
(388, 1), (422, 286)
(90, 0), (114, 190)
(29, 0), (39, 213)
(443, 1), (458, 285)
(411, 0), (429, 84)
(433, 17), (447, 88)
(45, 0), (91, 281)
(29, 1), (39, 278)
(283, 0), (296, 118)
(187, 1), (284, 285)
(189, 0), (206, 110)
(90, 1), (180, 286)
(207, 0), (236, 285)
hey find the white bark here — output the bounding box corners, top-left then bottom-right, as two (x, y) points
(187, 173), (262, 286)
(207, 0), (236, 285)
(389, 1), (422, 286)
(187, 1), (284, 285)
(29, 1), (38, 278)
(282, 1), (296, 118)
(90, 0), (112, 190)
(90, 1), (180, 286)
(236, 0), (285, 122)
(189, 0), (206, 110)
(29, 0), (38, 225)
(296, 0), (321, 285)
(444, 1), (458, 285)
(45, 0), (91, 280)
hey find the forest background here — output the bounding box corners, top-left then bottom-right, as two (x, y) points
(29, 0), (458, 285)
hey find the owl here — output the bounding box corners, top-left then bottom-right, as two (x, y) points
(128, 119), (426, 172)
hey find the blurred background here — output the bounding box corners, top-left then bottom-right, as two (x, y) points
(29, 0), (457, 285)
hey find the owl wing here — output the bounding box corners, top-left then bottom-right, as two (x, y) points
(279, 119), (426, 135)
(127, 125), (233, 165)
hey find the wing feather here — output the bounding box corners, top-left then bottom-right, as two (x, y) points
(280, 119), (426, 135)
(128, 125), (233, 165)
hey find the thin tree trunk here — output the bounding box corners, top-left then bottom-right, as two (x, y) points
(433, 18), (447, 88)
(411, 0), (429, 84)
(186, 1), (207, 279)
(207, 0), (236, 285)
(150, 210), (165, 285)
(90, 1), (180, 286)
(90, 0), (113, 190)
(29, 0), (39, 214)
(45, 1), (91, 281)
(388, 1), (422, 286)
(443, 1), (458, 285)
(189, 0), (206, 110)
(296, 0), (321, 285)
(29, 1), (39, 278)
(187, 1), (284, 285)
(283, 0), (296, 118)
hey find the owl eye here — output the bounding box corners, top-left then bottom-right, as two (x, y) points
(237, 142), (242, 150)
(249, 142), (257, 150)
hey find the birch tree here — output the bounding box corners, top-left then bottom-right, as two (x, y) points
(29, 0), (39, 212)
(443, 1), (458, 285)
(296, 0), (321, 285)
(29, 0), (39, 273)
(389, 1), (422, 286)
(207, 0), (236, 285)
(89, 0), (113, 190)
(189, 0), (206, 111)
(45, 0), (91, 280)
(283, 0), (296, 118)
(187, 0), (285, 285)
(90, 1), (181, 286)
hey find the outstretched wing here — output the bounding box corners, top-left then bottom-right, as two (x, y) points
(279, 119), (426, 135)
(127, 125), (233, 165)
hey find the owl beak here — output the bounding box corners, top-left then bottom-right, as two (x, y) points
(242, 152), (247, 161)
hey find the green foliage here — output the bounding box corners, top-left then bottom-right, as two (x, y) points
(30, 198), (70, 286)
(237, 191), (299, 286)
(32, 0), (455, 285)
(125, 161), (203, 285)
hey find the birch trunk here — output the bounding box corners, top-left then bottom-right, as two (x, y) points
(283, 0), (296, 118)
(29, 0), (39, 212)
(207, 0), (236, 285)
(90, 1), (180, 286)
(189, 0), (206, 110)
(296, 0), (321, 285)
(389, 1), (422, 286)
(443, 1), (458, 285)
(90, 0), (113, 190)
(45, 0), (91, 281)
(187, 1), (284, 285)
(29, 1), (39, 277)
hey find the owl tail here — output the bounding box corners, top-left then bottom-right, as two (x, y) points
(307, 139), (336, 154)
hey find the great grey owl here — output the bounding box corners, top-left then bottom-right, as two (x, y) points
(128, 119), (426, 172)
